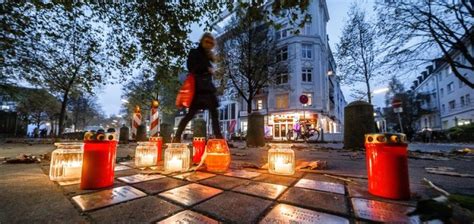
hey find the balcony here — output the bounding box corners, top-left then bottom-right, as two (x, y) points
(441, 103), (474, 117)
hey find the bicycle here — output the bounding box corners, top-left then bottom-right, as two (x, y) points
(286, 122), (320, 142)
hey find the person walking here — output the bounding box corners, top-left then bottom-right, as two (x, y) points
(173, 32), (223, 142)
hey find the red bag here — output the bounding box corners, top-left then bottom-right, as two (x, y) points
(175, 74), (195, 108)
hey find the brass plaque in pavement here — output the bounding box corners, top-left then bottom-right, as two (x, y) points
(224, 170), (261, 179)
(159, 183), (222, 206)
(114, 165), (132, 171)
(72, 186), (146, 211)
(260, 204), (350, 224)
(174, 172), (216, 182)
(233, 182), (287, 200)
(117, 174), (165, 184)
(157, 210), (219, 224)
(57, 179), (80, 186)
(352, 198), (419, 223)
(295, 179), (345, 195)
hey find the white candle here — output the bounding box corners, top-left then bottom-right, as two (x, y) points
(274, 158), (291, 174)
(141, 154), (155, 166)
(63, 165), (81, 178)
(167, 157), (182, 172)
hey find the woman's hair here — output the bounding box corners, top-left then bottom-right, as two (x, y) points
(200, 32), (215, 62)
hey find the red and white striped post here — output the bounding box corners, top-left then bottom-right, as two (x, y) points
(150, 100), (160, 137)
(131, 105), (142, 140)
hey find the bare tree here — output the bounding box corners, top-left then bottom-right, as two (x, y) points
(376, 0), (474, 88)
(217, 7), (286, 114)
(336, 3), (383, 104)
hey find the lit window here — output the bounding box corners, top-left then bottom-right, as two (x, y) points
(302, 68), (312, 82)
(303, 92), (313, 106)
(276, 94), (289, 109)
(302, 44), (312, 59)
(276, 72), (289, 85)
(276, 47), (288, 62)
(256, 99), (263, 110)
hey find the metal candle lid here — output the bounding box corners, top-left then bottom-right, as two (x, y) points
(365, 133), (407, 144)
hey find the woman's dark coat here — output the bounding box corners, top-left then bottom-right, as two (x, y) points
(187, 46), (219, 110)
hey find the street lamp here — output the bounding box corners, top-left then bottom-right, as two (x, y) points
(121, 99), (129, 104)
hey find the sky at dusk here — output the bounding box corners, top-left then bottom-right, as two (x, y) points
(97, 0), (387, 116)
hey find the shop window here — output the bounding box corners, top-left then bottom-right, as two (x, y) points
(303, 92), (312, 106)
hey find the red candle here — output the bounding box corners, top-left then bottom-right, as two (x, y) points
(150, 137), (163, 162)
(192, 137), (206, 164)
(80, 140), (117, 189)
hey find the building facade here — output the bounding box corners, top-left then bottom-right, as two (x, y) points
(214, 0), (346, 140)
(412, 41), (474, 131)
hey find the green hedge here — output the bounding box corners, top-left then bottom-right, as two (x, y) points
(448, 124), (474, 142)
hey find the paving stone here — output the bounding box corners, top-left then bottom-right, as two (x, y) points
(157, 210), (218, 224)
(260, 203), (350, 224)
(347, 183), (417, 207)
(278, 187), (349, 215)
(294, 179), (345, 195)
(72, 186), (147, 211)
(114, 164), (132, 171)
(114, 168), (139, 177)
(62, 180), (126, 197)
(133, 177), (188, 194)
(256, 169), (305, 178)
(89, 196), (182, 223)
(233, 181), (287, 200)
(224, 169), (262, 179)
(173, 171), (216, 182)
(351, 198), (418, 223)
(117, 173), (165, 184)
(194, 191), (273, 224)
(159, 183), (222, 207)
(253, 173), (298, 186)
(199, 175), (249, 190)
(302, 173), (347, 184)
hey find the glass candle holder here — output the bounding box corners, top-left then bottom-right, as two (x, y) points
(164, 143), (191, 172)
(268, 144), (295, 175)
(149, 137), (163, 162)
(204, 139), (231, 173)
(80, 131), (118, 190)
(135, 141), (158, 168)
(192, 137), (206, 164)
(49, 142), (84, 181)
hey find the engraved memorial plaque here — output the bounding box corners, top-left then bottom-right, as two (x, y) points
(352, 198), (419, 223)
(260, 204), (350, 224)
(118, 174), (165, 184)
(174, 172), (216, 182)
(57, 179), (80, 186)
(159, 183), (222, 206)
(295, 179), (345, 194)
(72, 186), (146, 211)
(224, 170), (261, 179)
(234, 182), (287, 199)
(157, 210), (219, 224)
(114, 165), (132, 171)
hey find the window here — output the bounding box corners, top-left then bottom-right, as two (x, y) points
(224, 105), (229, 120)
(231, 103), (236, 119)
(302, 23), (311, 35)
(449, 100), (455, 110)
(447, 82), (454, 93)
(440, 88), (444, 98)
(276, 94), (289, 109)
(302, 68), (312, 82)
(461, 96), (465, 107)
(303, 92), (313, 106)
(302, 44), (312, 59)
(466, 94), (471, 105)
(275, 28), (288, 40)
(442, 104), (445, 113)
(256, 99), (263, 110)
(276, 46), (288, 62)
(276, 72), (289, 85)
(219, 109), (224, 120)
(439, 73), (442, 81)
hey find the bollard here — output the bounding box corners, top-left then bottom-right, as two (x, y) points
(344, 101), (375, 150)
(119, 125), (129, 144)
(365, 133), (410, 200)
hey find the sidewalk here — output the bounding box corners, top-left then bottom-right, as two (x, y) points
(0, 142), (473, 223)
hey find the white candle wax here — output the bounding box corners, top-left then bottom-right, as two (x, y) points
(274, 158), (291, 174)
(63, 166), (82, 178)
(167, 157), (182, 172)
(141, 154), (155, 166)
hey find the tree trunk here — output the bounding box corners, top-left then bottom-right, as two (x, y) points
(246, 99), (252, 114)
(58, 90), (70, 136)
(366, 78), (372, 104)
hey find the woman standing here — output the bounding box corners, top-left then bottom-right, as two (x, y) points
(173, 33), (223, 142)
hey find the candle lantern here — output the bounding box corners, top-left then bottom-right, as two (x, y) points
(149, 137), (163, 162)
(204, 139), (231, 173)
(268, 144), (295, 175)
(192, 137), (206, 164)
(80, 130), (118, 190)
(49, 142), (84, 181)
(135, 141), (158, 168)
(164, 143), (191, 172)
